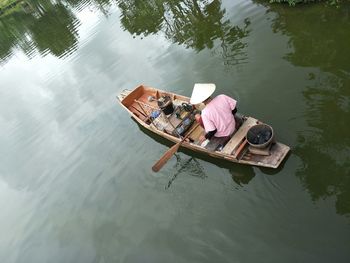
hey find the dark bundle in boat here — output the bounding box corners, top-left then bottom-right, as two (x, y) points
(251, 130), (272, 144)
(157, 95), (174, 115)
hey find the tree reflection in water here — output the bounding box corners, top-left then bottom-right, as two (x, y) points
(267, 3), (350, 215)
(0, 0), (113, 63)
(29, 3), (80, 57)
(117, 0), (251, 66)
(0, 0), (250, 67)
(294, 73), (350, 215)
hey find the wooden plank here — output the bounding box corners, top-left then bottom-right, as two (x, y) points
(129, 105), (148, 121)
(222, 117), (258, 155)
(130, 105), (146, 117)
(138, 93), (159, 109)
(183, 124), (204, 141)
(233, 139), (248, 159)
(134, 99), (158, 112)
(241, 143), (290, 168)
(129, 101), (152, 119)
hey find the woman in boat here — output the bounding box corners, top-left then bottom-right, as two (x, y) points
(190, 83), (238, 151)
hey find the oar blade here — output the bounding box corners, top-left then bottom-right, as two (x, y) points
(152, 142), (181, 172)
(152, 123), (199, 172)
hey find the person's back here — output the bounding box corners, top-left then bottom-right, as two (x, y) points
(201, 94), (237, 137)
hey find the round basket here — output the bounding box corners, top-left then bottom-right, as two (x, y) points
(246, 124), (274, 149)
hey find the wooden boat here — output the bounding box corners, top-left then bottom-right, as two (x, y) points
(117, 85), (290, 169)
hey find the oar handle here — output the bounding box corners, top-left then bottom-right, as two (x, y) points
(181, 122), (199, 142)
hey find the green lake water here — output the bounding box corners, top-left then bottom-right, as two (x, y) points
(0, 0), (349, 262)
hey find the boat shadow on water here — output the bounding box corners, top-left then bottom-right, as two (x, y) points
(133, 119), (286, 188)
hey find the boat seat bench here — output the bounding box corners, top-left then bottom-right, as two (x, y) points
(221, 117), (258, 155)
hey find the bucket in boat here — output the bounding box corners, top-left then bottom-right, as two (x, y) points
(158, 96), (174, 115)
(246, 124), (274, 149)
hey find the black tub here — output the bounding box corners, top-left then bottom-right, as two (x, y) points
(158, 96), (174, 115)
(246, 124), (274, 149)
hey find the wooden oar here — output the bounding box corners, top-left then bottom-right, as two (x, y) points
(152, 123), (199, 172)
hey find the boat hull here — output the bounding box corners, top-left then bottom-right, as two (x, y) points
(117, 85), (290, 169)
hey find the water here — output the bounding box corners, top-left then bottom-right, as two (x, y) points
(0, 0), (349, 262)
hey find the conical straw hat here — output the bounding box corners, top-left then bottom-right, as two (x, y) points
(190, 83), (216, 105)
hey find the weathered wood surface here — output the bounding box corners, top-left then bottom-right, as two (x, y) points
(241, 143), (289, 168)
(222, 117), (258, 155)
(233, 139), (248, 159)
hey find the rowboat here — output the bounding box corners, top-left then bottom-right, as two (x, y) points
(117, 85), (290, 169)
